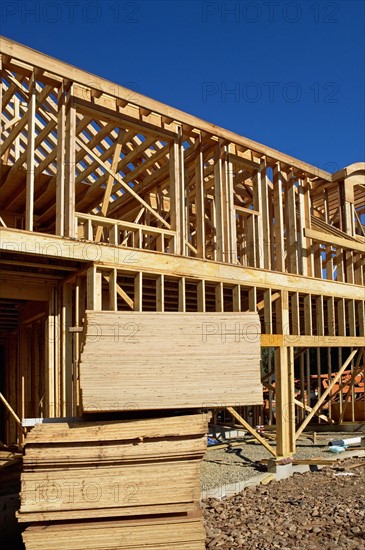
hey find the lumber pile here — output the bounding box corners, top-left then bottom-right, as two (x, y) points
(18, 414), (208, 549)
(80, 311), (262, 412)
(22, 517), (205, 549)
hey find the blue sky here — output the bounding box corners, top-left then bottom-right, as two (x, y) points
(1, 0), (364, 171)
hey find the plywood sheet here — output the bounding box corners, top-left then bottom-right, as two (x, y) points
(80, 311), (262, 412)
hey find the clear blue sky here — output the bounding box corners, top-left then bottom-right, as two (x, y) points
(1, 0), (364, 172)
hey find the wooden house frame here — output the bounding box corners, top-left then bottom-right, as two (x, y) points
(0, 36), (364, 458)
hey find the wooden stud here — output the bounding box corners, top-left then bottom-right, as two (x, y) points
(197, 280), (206, 312)
(134, 272), (143, 312)
(215, 282), (224, 313)
(56, 82), (66, 236)
(156, 275), (164, 312)
(195, 137), (205, 258)
(178, 277), (186, 312)
(273, 163), (285, 272)
(87, 267), (102, 311)
(25, 73), (36, 231)
(64, 85), (76, 238)
(214, 143), (225, 262)
(232, 284), (241, 312)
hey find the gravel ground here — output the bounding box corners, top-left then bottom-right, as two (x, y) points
(202, 458), (365, 549)
(201, 432), (364, 490)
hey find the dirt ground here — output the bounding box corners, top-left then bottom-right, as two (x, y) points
(203, 458), (365, 549)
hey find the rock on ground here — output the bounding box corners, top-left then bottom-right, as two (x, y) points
(202, 459), (365, 549)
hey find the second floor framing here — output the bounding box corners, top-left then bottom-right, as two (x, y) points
(0, 36), (364, 287)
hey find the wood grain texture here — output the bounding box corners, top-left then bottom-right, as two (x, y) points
(79, 311), (262, 412)
(18, 414), (208, 548)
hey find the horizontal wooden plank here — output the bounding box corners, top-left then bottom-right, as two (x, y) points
(1, 228), (364, 300)
(22, 516), (205, 549)
(305, 227), (365, 254)
(261, 334), (365, 347)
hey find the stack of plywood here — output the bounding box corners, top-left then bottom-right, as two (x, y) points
(80, 311), (262, 412)
(18, 414), (208, 549)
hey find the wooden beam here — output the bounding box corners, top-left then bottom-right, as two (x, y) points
(0, 392), (26, 435)
(305, 228), (365, 254)
(294, 398), (333, 423)
(338, 349), (364, 423)
(260, 334), (365, 347)
(2, 229), (365, 301)
(103, 274), (134, 310)
(295, 349), (358, 439)
(226, 407), (277, 458)
(76, 136), (170, 229)
(94, 130), (125, 242)
(257, 291), (280, 312)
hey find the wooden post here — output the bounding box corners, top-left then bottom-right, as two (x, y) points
(195, 137), (206, 258)
(26, 73), (36, 231)
(215, 282), (224, 312)
(62, 283), (73, 416)
(232, 284), (241, 312)
(169, 138), (185, 254)
(156, 275), (164, 312)
(109, 269), (118, 311)
(248, 287), (257, 312)
(87, 266), (102, 310)
(214, 142), (225, 262)
(273, 163), (285, 272)
(286, 172), (298, 274)
(45, 289), (56, 418)
(260, 159), (270, 269)
(134, 272), (143, 312)
(226, 145), (236, 263)
(178, 277), (186, 312)
(264, 289), (272, 335)
(197, 280), (206, 312)
(56, 82), (66, 236)
(64, 85), (76, 238)
(253, 161), (264, 269)
(275, 290), (295, 457)
(275, 345), (296, 457)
